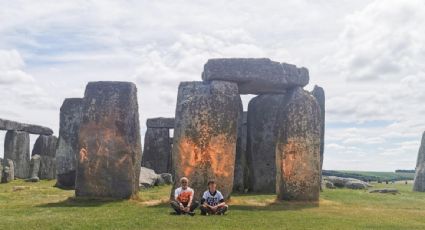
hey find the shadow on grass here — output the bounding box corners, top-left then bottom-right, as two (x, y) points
(145, 200), (319, 212)
(230, 201), (319, 211)
(36, 197), (125, 208)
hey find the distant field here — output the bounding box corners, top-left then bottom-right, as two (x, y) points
(323, 170), (415, 182)
(1, 180), (425, 229)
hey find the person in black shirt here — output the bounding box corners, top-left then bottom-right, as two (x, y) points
(200, 180), (228, 215)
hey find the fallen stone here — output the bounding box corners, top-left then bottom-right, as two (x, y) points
(76, 81), (142, 199)
(27, 154), (41, 182)
(146, 118), (175, 128)
(325, 181), (336, 189)
(345, 181), (368, 190)
(139, 167), (160, 188)
(233, 110), (247, 192)
(276, 88), (321, 201)
(56, 98), (83, 189)
(141, 127), (172, 174)
(247, 94), (289, 193)
(369, 188), (399, 194)
(32, 135), (58, 180)
(55, 171), (75, 189)
(1, 159), (15, 183)
(172, 81), (240, 200)
(311, 85), (325, 190)
(4, 130), (30, 178)
(156, 176), (165, 186)
(0, 118), (53, 135)
(325, 176), (371, 189)
(25, 177), (40, 182)
(414, 131), (425, 192)
(160, 173), (173, 185)
(202, 58), (309, 94)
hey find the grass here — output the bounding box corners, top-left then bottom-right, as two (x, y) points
(1, 180), (425, 229)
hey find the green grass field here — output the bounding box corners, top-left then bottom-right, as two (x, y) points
(323, 170), (415, 181)
(1, 180), (425, 229)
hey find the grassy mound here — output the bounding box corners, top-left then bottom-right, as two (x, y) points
(1, 180), (425, 229)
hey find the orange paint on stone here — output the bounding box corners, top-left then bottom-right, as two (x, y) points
(79, 148), (88, 162)
(177, 138), (198, 177)
(283, 141), (297, 180)
(208, 134), (235, 178)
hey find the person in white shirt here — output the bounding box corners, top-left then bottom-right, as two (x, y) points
(170, 177), (198, 216)
(200, 180), (228, 215)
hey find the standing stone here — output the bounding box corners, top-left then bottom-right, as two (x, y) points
(246, 94), (289, 193)
(141, 127), (171, 173)
(4, 130), (30, 178)
(275, 88), (321, 201)
(311, 85), (325, 190)
(1, 159), (14, 183)
(202, 58), (309, 94)
(32, 135), (58, 180)
(56, 98), (82, 188)
(413, 132), (425, 192)
(76, 81), (142, 199)
(172, 81), (240, 200)
(233, 110), (247, 192)
(27, 154), (41, 182)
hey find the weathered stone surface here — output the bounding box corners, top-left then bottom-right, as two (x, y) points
(139, 167), (160, 188)
(76, 81), (142, 199)
(325, 181), (336, 189)
(345, 181), (368, 190)
(146, 118), (175, 128)
(0, 118), (53, 135)
(247, 94), (289, 193)
(311, 85), (325, 190)
(276, 88), (321, 201)
(413, 132), (425, 192)
(160, 173), (173, 185)
(325, 176), (371, 189)
(26, 177), (40, 182)
(28, 154), (41, 181)
(202, 58), (309, 94)
(141, 127), (171, 174)
(56, 171), (75, 188)
(233, 110), (247, 192)
(56, 98), (82, 188)
(4, 130), (30, 179)
(32, 135), (58, 180)
(172, 81), (240, 200)
(1, 159), (14, 183)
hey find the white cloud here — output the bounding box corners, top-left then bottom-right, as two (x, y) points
(1, 0), (424, 171)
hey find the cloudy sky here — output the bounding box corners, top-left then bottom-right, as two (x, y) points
(0, 0), (424, 171)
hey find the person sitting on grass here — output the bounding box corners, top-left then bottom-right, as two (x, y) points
(200, 180), (228, 215)
(170, 177), (198, 216)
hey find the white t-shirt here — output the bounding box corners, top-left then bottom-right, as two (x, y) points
(202, 190), (224, 206)
(174, 187), (194, 205)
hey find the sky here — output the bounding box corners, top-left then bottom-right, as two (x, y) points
(0, 0), (424, 171)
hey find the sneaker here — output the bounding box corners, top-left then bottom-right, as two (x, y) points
(188, 212), (195, 216)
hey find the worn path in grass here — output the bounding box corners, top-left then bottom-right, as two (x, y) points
(1, 180), (424, 229)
